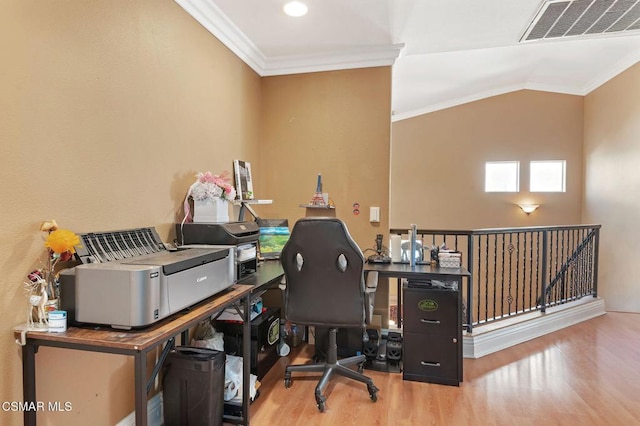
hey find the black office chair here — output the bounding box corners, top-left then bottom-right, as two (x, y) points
(280, 217), (379, 412)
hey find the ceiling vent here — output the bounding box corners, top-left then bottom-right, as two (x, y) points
(521, 0), (640, 42)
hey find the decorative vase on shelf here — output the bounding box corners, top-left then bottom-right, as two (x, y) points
(193, 198), (229, 223)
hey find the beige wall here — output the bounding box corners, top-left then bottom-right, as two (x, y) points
(584, 62), (640, 313)
(258, 68), (393, 327)
(259, 68), (392, 251)
(3, 0), (636, 423)
(390, 90), (584, 229)
(1, 2), (393, 423)
(0, 1), (262, 424)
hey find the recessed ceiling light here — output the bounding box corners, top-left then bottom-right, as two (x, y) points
(283, 1), (308, 17)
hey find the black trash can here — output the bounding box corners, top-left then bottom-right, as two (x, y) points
(163, 346), (226, 426)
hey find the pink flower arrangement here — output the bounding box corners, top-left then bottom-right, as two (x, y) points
(188, 171), (237, 202)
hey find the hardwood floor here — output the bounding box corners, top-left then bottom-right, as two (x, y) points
(249, 312), (640, 425)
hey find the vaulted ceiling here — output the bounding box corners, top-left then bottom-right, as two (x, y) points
(176, 0), (640, 121)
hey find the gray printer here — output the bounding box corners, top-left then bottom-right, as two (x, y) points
(60, 227), (235, 329)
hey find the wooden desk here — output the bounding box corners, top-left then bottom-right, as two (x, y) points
(14, 284), (254, 426)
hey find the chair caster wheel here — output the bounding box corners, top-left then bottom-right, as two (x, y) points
(368, 384), (379, 402)
(284, 373), (292, 388)
(315, 395), (326, 412)
(358, 362), (364, 373)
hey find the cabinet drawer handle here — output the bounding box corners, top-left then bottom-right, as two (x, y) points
(420, 361), (441, 367)
(420, 319), (441, 324)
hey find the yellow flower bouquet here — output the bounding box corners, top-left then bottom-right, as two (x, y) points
(24, 220), (81, 327)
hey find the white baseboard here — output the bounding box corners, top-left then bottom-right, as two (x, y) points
(463, 297), (606, 359)
(117, 391), (163, 426)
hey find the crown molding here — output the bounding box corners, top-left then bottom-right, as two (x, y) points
(582, 51), (640, 95)
(175, 0), (403, 76)
(392, 84), (525, 122)
(392, 75), (620, 122)
(523, 82), (584, 95)
(175, 0), (266, 74)
(261, 44), (405, 76)
(392, 53), (640, 121)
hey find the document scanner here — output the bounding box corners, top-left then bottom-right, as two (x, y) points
(59, 227), (235, 329)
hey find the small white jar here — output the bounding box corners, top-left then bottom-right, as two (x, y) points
(48, 310), (67, 333)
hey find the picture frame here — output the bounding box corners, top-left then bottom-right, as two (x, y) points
(233, 160), (254, 200)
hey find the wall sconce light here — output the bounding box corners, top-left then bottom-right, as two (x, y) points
(518, 204), (540, 215)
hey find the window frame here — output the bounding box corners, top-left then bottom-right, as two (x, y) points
(529, 160), (566, 193)
(484, 161), (520, 193)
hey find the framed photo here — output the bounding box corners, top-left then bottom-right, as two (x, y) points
(233, 160), (254, 200)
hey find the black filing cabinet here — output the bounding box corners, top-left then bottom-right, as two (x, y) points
(402, 283), (462, 386)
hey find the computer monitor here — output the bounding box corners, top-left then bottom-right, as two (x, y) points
(256, 219), (290, 260)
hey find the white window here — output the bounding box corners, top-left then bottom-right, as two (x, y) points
(530, 160), (566, 192)
(485, 161), (519, 192)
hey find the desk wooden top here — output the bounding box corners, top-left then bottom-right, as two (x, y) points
(13, 284), (252, 353)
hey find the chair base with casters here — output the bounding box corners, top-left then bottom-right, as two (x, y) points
(284, 327), (379, 412)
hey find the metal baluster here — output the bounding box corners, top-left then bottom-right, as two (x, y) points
(516, 232), (521, 314)
(549, 230), (559, 305)
(467, 233), (474, 332)
(507, 232), (513, 316)
(540, 230), (548, 313)
(592, 227), (600, 297)
(500, 234), (504, 318)
(479, 234), (486, 326)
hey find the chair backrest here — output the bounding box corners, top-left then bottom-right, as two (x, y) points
(280, 217), (366, 328)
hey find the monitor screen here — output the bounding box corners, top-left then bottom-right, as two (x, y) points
(257, 219), (290, 259)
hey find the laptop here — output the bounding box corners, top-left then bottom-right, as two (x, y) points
(256, 219), (290, 260)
